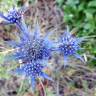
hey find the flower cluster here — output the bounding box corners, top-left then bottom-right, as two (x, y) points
(0, 7), (55, 90)
(0, 7), (84, 91)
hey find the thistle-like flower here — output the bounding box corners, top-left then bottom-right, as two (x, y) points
(0, 6), (25, 24)
(58, 27), (84, 67)
(13, 61), (53, 90)
(8, 23), (54, 63)
(0, 6), (29, 38)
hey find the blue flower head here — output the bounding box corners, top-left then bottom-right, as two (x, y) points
(58, 27), (84, 67)
(0, 6), (25, 24)
(13, 61), (53, 90)
(0, 6), (29, 38)
(6, 22), (54, 64)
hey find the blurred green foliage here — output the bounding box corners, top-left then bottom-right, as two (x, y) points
(57, 0), (96, 35)
(57, 0), (96, 66)
(0, 53), (5, 64)
(0, 0), (15, 12)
